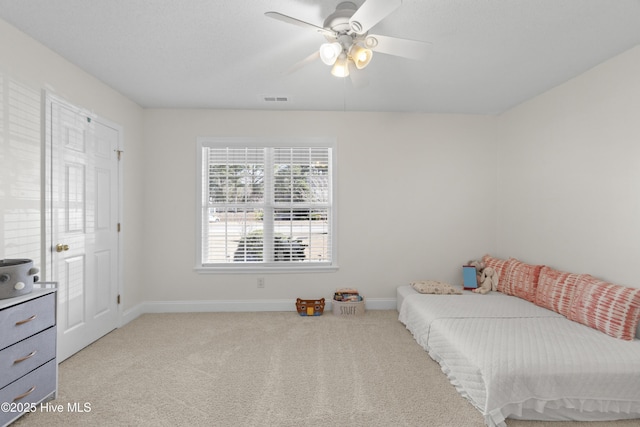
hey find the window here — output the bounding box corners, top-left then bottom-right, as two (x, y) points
(196, 137), (337, 272)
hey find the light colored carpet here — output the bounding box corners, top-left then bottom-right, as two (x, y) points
(13, 311), (640, 427)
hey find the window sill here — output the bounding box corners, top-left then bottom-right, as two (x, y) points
(194, 264), (339, 274)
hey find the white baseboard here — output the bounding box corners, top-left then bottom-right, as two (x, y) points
(119, 304), (145, 327)
(119, 297), (396, 323)
(143, 299), (296, 313)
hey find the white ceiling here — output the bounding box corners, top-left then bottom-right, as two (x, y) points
(1, 0), (639, 114)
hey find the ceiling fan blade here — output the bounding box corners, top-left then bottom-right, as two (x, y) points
(265, 11), (336, 37)
(286, 51), (320, 75)
(349, 0), (402, 34)
(366, 34), (432, 61)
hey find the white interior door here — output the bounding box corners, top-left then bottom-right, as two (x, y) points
(45, 94), (120, 362)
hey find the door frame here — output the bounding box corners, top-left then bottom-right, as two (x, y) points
(42, 90), (124, 333)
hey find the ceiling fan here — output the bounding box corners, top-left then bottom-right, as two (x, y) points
(265, 0), (430, 82)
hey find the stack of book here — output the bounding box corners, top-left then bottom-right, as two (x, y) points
(333, 288), (362, 302)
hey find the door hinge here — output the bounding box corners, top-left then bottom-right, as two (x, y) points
(115, 149), (123, 160)
(117, 223), (121, 232)
(117, 294), (121, 305)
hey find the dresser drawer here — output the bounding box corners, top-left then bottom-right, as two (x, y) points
(0, 293), (55, 351)
(0, 327), (56, 387)
(0, 359), (56, 426)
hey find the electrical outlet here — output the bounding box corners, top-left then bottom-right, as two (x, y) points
(257, 278), (265, 288)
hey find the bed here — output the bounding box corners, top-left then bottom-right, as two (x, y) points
(397, 284), (640, 427)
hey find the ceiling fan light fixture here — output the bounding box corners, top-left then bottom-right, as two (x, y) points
(331, 53), (350, 77)
(349, 44), (373, 69)
(319, 42), (342, 65)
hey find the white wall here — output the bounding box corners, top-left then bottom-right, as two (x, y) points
(0, 18), (146, 311)
(5, 12), (638, 315)
(141, 110), (498, 303)
(497, 45), (640, 288)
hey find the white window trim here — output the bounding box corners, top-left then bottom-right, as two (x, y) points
(195, 136), (338, 274)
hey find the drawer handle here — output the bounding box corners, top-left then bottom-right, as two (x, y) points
(13, 385), (36, 402)
(14, 350), (37, 364)
(15, 314), (37, 326)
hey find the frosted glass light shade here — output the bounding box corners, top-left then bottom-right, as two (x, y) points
(349, 44), (373, 69)
(319, 42), (342, 65)
(331, 53), (350, 77)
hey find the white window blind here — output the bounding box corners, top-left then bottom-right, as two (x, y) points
(196, 137), (337, 272)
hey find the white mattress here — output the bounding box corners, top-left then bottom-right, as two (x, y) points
(397, 285), (640, 427)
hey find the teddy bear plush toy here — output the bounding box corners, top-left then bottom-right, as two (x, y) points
(473, 267), (499, 294)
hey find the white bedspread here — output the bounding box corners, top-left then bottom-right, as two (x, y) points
(398, 290), (561, 350)
(397, 286), (640, 427)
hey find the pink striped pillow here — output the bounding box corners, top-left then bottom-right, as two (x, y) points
(568, 277), (640, 340)
(501, 260), (542, 302)
(535, 266), (585, 317)
(481, 255), (510, 285)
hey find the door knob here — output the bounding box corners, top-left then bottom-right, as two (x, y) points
(55, 244), (70, 252)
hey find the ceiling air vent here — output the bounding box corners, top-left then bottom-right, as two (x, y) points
(262, 95), (289, 103)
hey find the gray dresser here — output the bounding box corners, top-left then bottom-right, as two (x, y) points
(0, 289), (57, 426)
